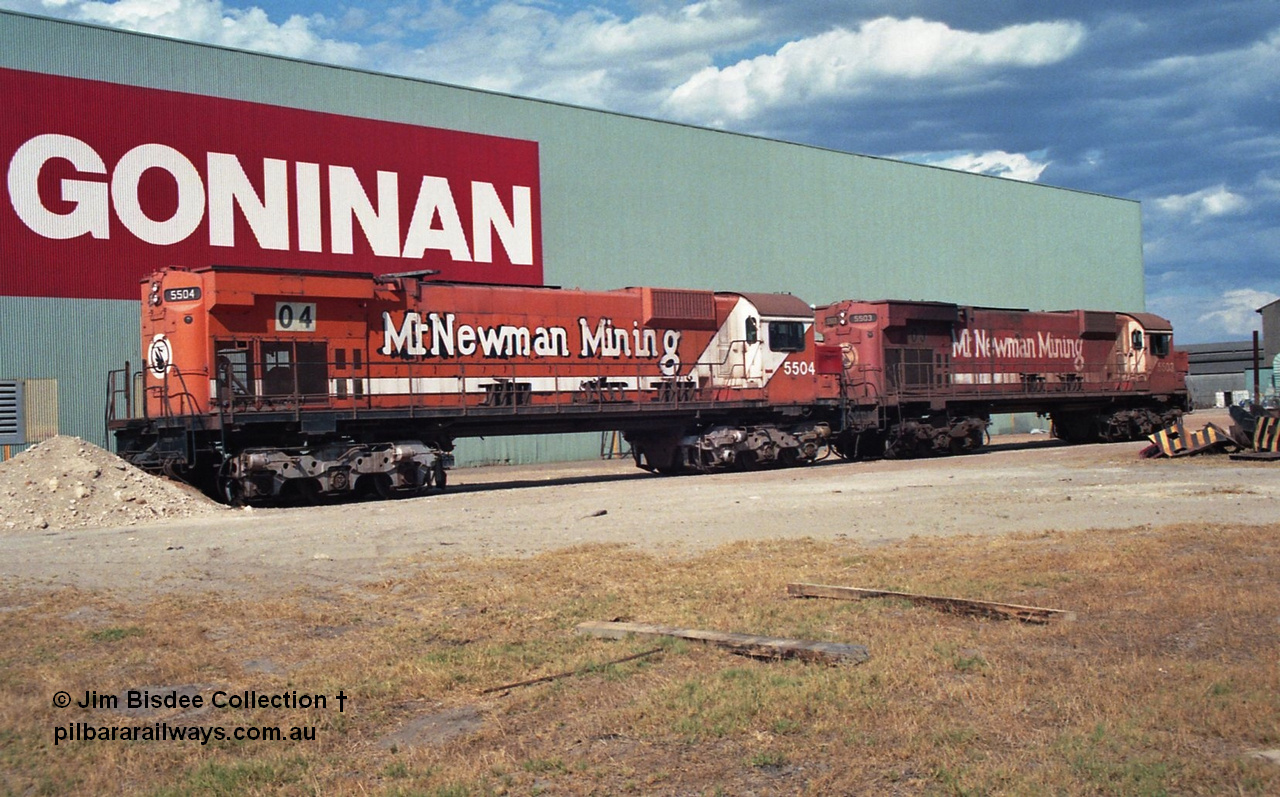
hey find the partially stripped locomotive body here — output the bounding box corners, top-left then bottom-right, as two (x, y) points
(113, 266), (837, 501)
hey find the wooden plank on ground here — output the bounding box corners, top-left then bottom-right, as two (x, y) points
(787, 582), (1076, 624)
(575, 621), (869, 664)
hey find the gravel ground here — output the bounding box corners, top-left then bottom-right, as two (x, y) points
(1, 412), (1275, 597)
(0, 436), (222, 532)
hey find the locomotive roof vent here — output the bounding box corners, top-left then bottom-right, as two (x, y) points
(642, 287), (719, 330)
(1079, 310), (1118, 339)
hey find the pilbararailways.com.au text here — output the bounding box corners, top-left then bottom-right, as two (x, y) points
(55, 721), (319, 746)
(50, 688), (348, 746)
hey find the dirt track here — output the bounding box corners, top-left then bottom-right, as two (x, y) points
(3, 412), (1276, 596)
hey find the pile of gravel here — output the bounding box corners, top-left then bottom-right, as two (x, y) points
(0, 436), (223, 532)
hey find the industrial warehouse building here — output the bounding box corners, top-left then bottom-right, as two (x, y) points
(0, 9), (1147, 463)
(1183, 342), (1260, 409)
(1183, 301), (1280, 409)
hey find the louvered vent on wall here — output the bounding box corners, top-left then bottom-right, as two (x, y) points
(0, 381), (23, 445)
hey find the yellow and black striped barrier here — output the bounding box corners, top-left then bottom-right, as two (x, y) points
(1146, 421), (1234, 458)
(1254, 416), (1280, 453)
(1147, 422), (1186, 457)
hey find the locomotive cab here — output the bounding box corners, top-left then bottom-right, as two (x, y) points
(1114, 312), (1186, 396)
(698, 292), (813, 391)
(1117, 313), (1173, 378)
(213, 338), (331, 405)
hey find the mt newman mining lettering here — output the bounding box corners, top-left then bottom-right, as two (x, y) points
(951, 329), (1084, 361)
(381, 311), (682, 360)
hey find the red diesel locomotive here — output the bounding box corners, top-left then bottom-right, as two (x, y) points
(815, 300), (1189, 458)
(107, 266), (1188, 502)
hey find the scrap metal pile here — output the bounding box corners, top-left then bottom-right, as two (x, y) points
(1144, 405), (1280, 460)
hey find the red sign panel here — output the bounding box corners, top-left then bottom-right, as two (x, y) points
(1, 67), (543, 300)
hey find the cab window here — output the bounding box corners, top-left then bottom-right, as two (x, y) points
(1131, 329), (1144, 350)
(261, 341), (329, 397)
(745, 316), (759, 344)
(1148, 333), (1171, 357)
(768, 321), (806, 352)
(215, 341), (252, 398)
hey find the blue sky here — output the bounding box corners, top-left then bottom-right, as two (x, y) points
(4, 0), (1277, 343)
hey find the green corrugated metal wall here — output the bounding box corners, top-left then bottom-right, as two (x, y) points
(0, 10), (1146, 464)
(0, 298), (138, 452)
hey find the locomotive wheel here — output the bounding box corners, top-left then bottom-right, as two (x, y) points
(215, 460), (245, 507)
(949, 425), (987, 455)
(833, 431), (857, 460)
(218, 475), (245, 507)
(1102, 416), (1127, 443)
(374, 474), (397, 500)
(883, 429), (910, 459)
(433, 460), (447, 490)
(296, 478), (324, 505)
(830, 437), (847, 459)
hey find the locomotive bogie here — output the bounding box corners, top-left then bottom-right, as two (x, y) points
(628, 421), (832, 474)
(1049, 405), (1182, 445)
(223, 441), (447, 504)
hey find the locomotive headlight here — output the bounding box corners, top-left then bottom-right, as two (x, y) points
(149, 282), (161, 306)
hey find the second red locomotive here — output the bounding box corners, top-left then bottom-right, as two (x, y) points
(816, 300), (1188, 459)
(108, 265), (1188, 502)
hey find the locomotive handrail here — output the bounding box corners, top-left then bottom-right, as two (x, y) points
(877, 352), (1157, 404)
(104, 362), (132, 425)
(149, 366), (203, 421)
(184, 340), (1161, 428)
(189, 332), (735, 426)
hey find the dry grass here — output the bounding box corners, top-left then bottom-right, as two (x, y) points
(3, 522), (1279, 795)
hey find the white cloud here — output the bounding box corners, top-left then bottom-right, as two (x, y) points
(895, 149), (1049, 182)
(1139, 25), (1280, 99)
(5, 0), (771, 111)
(3, 4), (1090, 127)
(663, 16), (1086, 124)
(13, 0), (361, 63)
(552, 0), (760, 64)
(1196, 288), (1278, 336)
(383, 0), (763, 109)
(1153, 185), (1249, 222)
